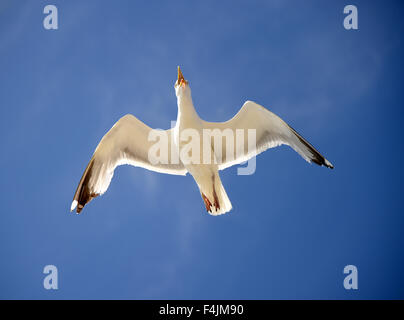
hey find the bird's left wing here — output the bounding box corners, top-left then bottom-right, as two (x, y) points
(203, 100), (333, 170)
(71, 114), (186, 213)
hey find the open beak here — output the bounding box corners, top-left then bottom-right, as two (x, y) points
(177, 66), (187, 86)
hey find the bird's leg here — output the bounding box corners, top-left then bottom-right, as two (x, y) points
(201, 193), (212, 212)
(212, 185), (220, 211)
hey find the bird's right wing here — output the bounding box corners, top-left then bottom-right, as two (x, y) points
(203, 100), (333, 170)
(71, 114), (186, 213)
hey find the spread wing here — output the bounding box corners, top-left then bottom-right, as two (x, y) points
(71, 114), (186, 213)
(203, 100), (334, 170)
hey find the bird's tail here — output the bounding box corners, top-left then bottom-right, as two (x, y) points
(200, 173), (232, 216)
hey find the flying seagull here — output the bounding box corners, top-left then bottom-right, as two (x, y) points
(71, 67), (333, 215)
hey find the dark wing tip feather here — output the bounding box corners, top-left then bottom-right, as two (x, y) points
(289, 125), (334, 170)
(72, 158), (100, 214)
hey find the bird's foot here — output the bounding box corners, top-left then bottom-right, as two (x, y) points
(202, 193), (212, 212)
(201, 190), (220, 213)
(212, 187), (220, 211)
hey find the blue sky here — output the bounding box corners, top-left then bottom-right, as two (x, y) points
(0, 0), (403, 299)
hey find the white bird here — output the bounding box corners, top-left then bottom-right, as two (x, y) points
(71, 67), (333, 215)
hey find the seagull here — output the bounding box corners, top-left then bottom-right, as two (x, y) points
(71, 67), (333, 215)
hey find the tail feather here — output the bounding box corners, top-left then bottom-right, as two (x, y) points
(212, 181), (232, 215)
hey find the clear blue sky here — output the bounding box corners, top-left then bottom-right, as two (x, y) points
(0, 0), (403, 299)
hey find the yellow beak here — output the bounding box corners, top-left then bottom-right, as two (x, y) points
(177, 66), (186, 85)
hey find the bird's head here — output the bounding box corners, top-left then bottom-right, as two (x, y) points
(174, 66), (191, 98)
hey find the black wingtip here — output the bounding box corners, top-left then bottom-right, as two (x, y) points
(323, 158), (334, 169)
(289, 125), (334, 170)
(72, 158), (99, 214)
